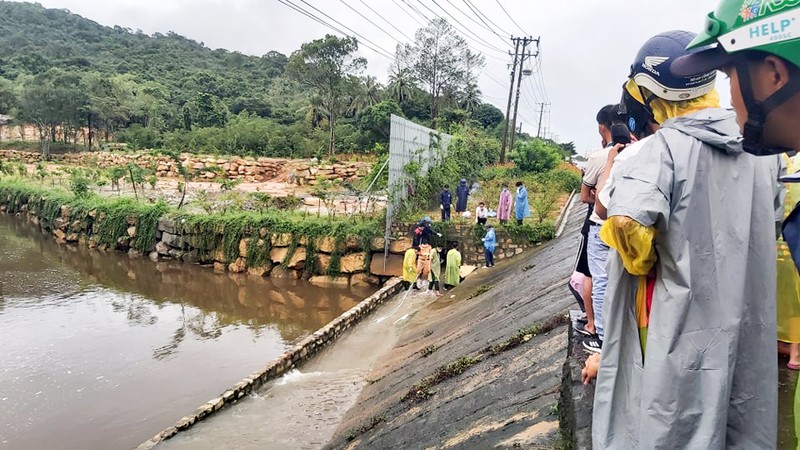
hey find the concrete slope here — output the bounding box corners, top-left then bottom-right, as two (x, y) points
(326, 201), (587, 449)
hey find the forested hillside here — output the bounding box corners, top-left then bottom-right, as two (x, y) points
(0, 1), (532, 160)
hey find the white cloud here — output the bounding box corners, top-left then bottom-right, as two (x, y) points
(22, 0), (729, 155)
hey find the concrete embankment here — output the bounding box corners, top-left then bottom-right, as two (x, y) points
(325, 201), (587, 449)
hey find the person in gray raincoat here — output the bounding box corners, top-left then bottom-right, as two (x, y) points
(588, 31), (785, 449)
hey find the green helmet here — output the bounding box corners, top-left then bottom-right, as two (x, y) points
(672, 0), (800, 156)
(672, 0), (800, 75)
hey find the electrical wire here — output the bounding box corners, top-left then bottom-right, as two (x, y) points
(494, 0), (529, 36)
(390, 0), (425, 26)
(338, 0), (407, 44)
(357, 0), (415, 42)
(424, 0), (508, 53)
(294, 0), (396, 59)
(443, 0), (510, 47)
(464, 0), (512, 37)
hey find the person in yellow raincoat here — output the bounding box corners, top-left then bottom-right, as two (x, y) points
(444, 242), (461, 289)
(779, 153), (800, 369)
(402, 246), (418, 291)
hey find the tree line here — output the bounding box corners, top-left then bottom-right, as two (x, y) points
(0, 2), (575, 162)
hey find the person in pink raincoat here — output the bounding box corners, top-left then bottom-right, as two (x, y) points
(497, 184), (513, 223)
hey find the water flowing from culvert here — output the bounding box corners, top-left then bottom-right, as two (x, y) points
(0, 214), (375, 450)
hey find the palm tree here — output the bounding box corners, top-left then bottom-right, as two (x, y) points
(349, 76), (382, 115)
(387, 67), (415, 105)
(459, 82), (482, 114)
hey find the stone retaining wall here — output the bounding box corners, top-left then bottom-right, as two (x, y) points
(0, 149), (369, 185)
(136, 277), (403, 450)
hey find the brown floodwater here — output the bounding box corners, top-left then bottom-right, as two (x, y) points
(0, 213), (375, 450)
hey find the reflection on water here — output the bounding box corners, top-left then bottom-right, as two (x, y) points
(0, 214), (375, 450)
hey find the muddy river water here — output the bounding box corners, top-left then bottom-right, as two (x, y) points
(0, 214), (375, 449)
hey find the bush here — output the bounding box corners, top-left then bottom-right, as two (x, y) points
(532, 167), (581, 193)
(115, 124), (163, 149)
(511, 138), (562, 175)
(69, 173), (91, 198)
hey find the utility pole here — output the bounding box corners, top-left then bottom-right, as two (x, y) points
(508, 36), (539, 155)
(500, 38), (521, 163)
(536, 102), (549, 138)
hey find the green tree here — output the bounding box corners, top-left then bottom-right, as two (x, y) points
(286, 35), (366, 156)
(396, 18), (484, 126)
(357, 100), (404, 146)
(512, 138), (562, 174)
(472, 103), (504, 129)
(349, 75), (382, 115)
(0, 77), (17, 114)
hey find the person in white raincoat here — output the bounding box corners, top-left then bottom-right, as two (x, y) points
(590, 31), (785, 449)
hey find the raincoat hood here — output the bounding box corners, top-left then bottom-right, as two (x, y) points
(660, 108), (742, 155)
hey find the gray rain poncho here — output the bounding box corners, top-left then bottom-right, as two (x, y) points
(593, 108), (784, 449)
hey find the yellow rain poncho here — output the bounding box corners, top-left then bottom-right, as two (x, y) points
(445, 248), (461, 286)
(778, 153), (800, 344)
(402, 248), (418, 283)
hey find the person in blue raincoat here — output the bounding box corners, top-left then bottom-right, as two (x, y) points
(439, 185), (452, 221)
(481, 223), (496, 267)
(514, 181), (530, 225)
(455, 179), (469, 212)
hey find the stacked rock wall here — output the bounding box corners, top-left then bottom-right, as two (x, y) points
(0, 149), (369, 185)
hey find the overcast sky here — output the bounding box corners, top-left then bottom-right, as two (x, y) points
(21, 0), (729, 155)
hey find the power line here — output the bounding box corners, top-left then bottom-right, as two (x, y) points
(425, 0), (509, 53)
(339, 0), (407, 45)
(443, 0), (509, 47)
(390, 0), (425, 27)
(294, 0), (396, 59)
(464, 0), (512, 37)
(494, 0), (529, 36)
(357, 0), (415, 42)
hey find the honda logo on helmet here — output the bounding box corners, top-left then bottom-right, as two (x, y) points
(642, 56), (669, 76)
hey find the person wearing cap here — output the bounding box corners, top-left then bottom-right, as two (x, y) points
(455, 179), (469, 213)
(672, 0), (800, 273)
(589, 30), (784, 449)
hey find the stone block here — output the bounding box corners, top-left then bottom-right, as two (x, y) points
(65, 233), (78, 242)
(286, 248), (306, 270)
(309, 275), (350, 288)
(229, 257), (247, 273)
(369, 253), (403, 277)
(247, 263), (273, 277)
(316, 254), (331, 273)
(271, 233), (292, 247)
(213, 262), (226, 273)
(339, 252), (366, 273)
(54, 229), (66, 240)
(345, 235), (363, 250)
(155, 241), (170, 256)
(389, 237), (411, 254)
(351, 273), (380, 287)
(239, 239), (248, 258)
(161, 232), (183, 248)
(127, 226), (137, 237)
(316, 236), (337, 253)
(270, 247), (289, 264)
(158, 218), (178, 234)
(370, 237), (386, 251)
(271, 266), (302, 280)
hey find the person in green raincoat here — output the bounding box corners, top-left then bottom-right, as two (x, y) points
(444, 242), (461, 289)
